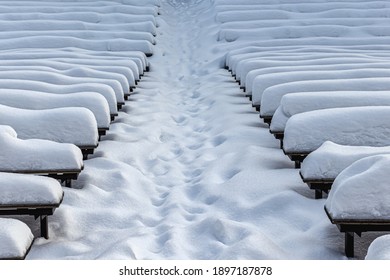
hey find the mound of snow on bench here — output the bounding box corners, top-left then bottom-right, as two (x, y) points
(325, 155), (390, 220)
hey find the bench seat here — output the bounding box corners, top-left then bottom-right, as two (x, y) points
(0, 125), (84, 187)
(325, 207), (390, 258)
(0, 173), (64, 239)
(0, 218), (34, 260)
(300, 141), (390, 199)
(283, 106), (390, 167)
(325, 155), (390, 257)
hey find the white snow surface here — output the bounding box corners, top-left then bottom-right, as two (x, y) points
(283, 106), (390, 153)
(4, 0), (390, 260)
(0, 125), (83, 171)
(0, 218), (33, 259)
(366, 235), (390, 260)
(325, 155), (390, 220)
(300, 141), (390, 180)
(0, 89), (111, 128)
(270, 91), (390, 133)
(0, 172), (63, 205)
(0, 104), (98, 147)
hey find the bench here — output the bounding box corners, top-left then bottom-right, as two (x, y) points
(365, 234), (390, 259)
(0, 125), (84, 187)
(0, 172), (64, 239)
(282, 106), (390, 168)
(0, 104), (99, 159)
(260, 77), (390, 123)
(300, 141), (390, 199)
(324, 154), (390, 258)
(0, 218), (34, 260)
(270, 90), (390, 148)
(0, 89), (111, 136)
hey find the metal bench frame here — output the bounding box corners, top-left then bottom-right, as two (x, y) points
(325, 206), (390, 258)
(0, 194), (63, 239)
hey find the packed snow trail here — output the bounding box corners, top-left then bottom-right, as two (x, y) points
(26, 0), (379, 259)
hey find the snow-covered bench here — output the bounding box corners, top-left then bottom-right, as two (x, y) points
(0, 218), (34, 260)
(0, 56), (135, 91)
(0, 125), (83, 187)
(249, 60), (390, 107)
(365, 234), (390, 260)
(270, 90), (390, 146)
(260, 77), (390, 124)
(0, 105), (99, 159)
(300, 141), (390, 199)
(0, 79), (118, 121)
(0, 48), (148, 77)
(325, 154), (390, 258)
(282, 106), (390, 168)
(0, 69), (125, 109)
(0, 36), (154, 56)
(0, 12), (157, 30)
(0, 173), (63, 239)
(0, 89), (110, 137)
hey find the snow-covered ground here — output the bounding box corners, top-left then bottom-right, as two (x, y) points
(2, 0), (390, 260)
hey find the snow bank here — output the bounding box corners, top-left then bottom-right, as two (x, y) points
(365, 235), (390, 260)
(0, 172), (63, 205)
(283, 106), (390, 153)
(0, 104), (98, 147)
(270, 91), (390, 133)
(0, 89), (110, 129)
(325, 155), (390, 220)
(261, 77), (390, 118)
(300, 141), (390, 181)
(0, 218), (33, 260)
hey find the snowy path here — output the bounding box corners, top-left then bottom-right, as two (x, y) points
(25, 0), (379, 260)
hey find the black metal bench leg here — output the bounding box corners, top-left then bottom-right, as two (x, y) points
(295, 161), (301, 169)
(40, 216), (49, 239)
(65, 179), (72, 188)
(345, 232), (354, 258)
(315, 190), (323, 199)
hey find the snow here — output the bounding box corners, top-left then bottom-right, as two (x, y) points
(0, 172), (63, 205)
(325, 154), (390, 220)
(0, 218), (33, 260)
(0, 104), (99, 147)
(366, 235), (390, 260)
(3, 0), (390, 260)
(0, 125), (83, 171)
(260, 77), (390, 118)
(300, 141), (390, 181)
(0, 79), (118, 116)
(0, 89), (111, 129)
(270, 91), (390, 134)
(283, 106), (390, 153)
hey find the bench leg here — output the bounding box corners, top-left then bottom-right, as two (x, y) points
(65, 179), (72, 188)
(295, 161), (301, 169)
(345, 232), (354, 258)
(40, 216), (49, 239)
(315, 190), (323, 199)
